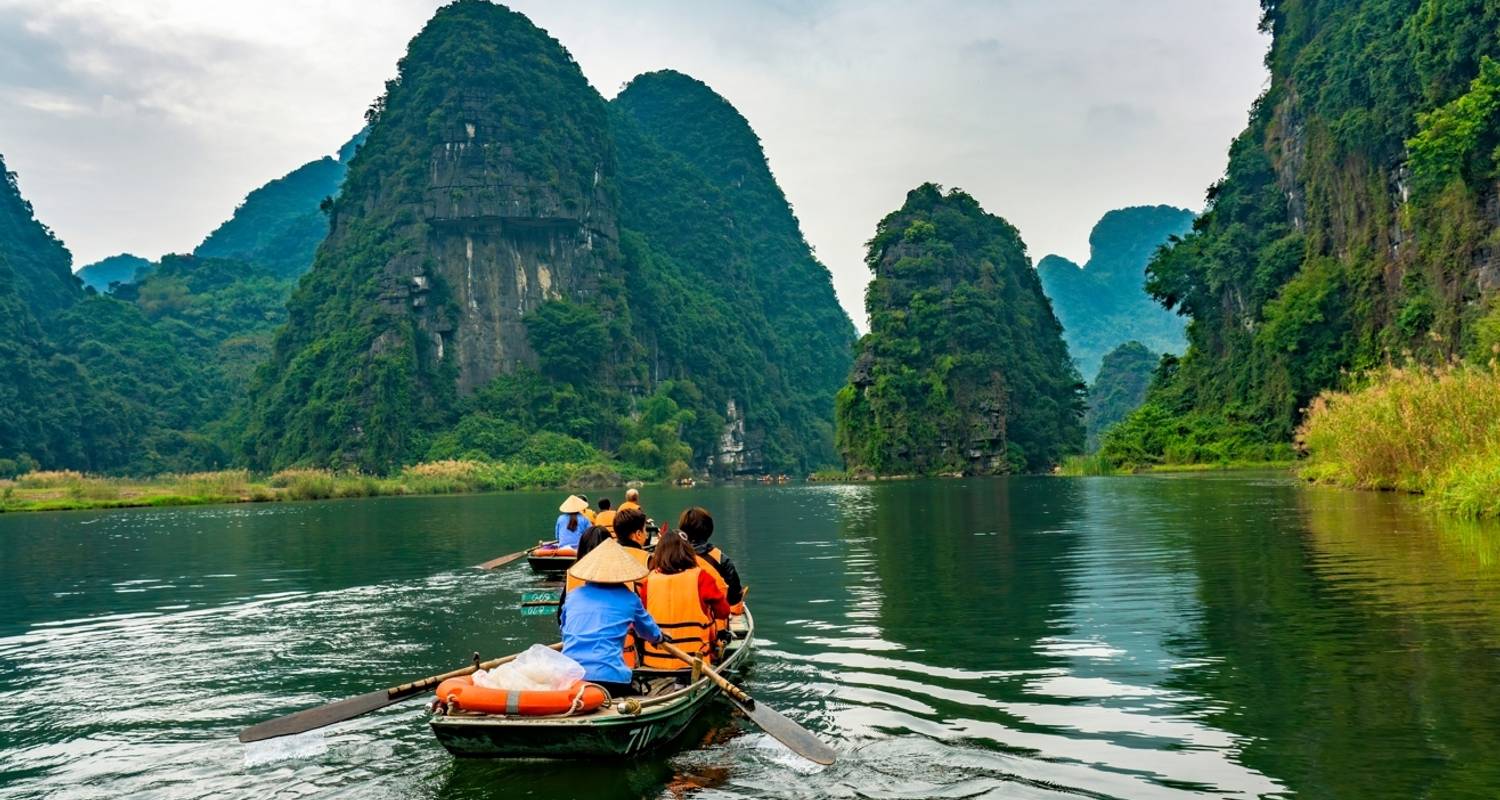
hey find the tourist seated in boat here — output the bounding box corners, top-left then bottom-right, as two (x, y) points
(613, 509), (652, 564)
(555, 495), (590, 549)
(578, 494), (597, 523)
(560, 539), (663, 699)
(678, 507), (745, 611)
(593, 498), (617, 533)
(619, 488), (642, 514)
(561, 526), (615, 595)
(637, 531), (732, 671)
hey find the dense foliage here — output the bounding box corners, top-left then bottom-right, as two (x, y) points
(193, 154), (345, 278)
(1105, 0), (1500, 467)
(612, 70), (854, 472)
(1084, 341), (1158, 451)
(242, 4), (851, 477)
(837, 184), (1084, 474)
(1036, 206), (1194, 380)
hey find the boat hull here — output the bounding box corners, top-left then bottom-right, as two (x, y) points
(526, 554), (575, 574)
(430, 612), (753, 759)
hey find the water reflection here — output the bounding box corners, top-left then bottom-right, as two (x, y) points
(4, 478), (1500, 798)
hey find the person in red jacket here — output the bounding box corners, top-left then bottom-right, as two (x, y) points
(637, 531), (731, 670)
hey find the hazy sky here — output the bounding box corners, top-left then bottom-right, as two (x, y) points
(0, 0), (1268, 329)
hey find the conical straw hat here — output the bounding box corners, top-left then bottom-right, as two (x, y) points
(559, 495), (588, 513)
(568, 539), (648, 585)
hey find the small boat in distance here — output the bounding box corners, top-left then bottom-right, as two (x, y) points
(430, 610), (753, 758)
(526, 542), (577, 574)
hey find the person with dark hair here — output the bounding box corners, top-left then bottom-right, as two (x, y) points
(560, 540), (663, 698)
(593, 498), (616, 533)
(637, 532), (731, 670)
(677, 507), (744, 608)
(554, 495), (590, 548)
(613, 509), (651, 561)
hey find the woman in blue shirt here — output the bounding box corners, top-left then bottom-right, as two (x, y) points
(555, 495), (590, 549)
(560, 539), (663, 698)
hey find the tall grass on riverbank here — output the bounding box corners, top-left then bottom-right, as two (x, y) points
(0, 459), (648, 514)
(1298, 363), (1500, 519)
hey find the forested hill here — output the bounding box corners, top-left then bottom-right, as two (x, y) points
(193, 129), (365, 277)
(611, 70), (854, 472)
(1036, 205), (1194, 380)
(1, 156), (77, 316)
(836, 184), (1084, 475)
(1103, 0), (1500, 467)
(241, 1), (851, 475)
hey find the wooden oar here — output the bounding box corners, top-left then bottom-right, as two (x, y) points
(476, 547), (532, 570)
(238, 643), (560, 743)
(661, 641), (836, 765)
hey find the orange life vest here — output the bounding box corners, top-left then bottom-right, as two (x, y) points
(594, 509), (617, 532)
(618, 501), (641, 513)
(693, 546), (743, 619)
(638, 567), (714, 670)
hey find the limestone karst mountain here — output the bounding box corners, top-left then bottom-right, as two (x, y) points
(242, 1), (853, 474)
(836, 184), (1083, 475)
(1036, 205), (1194, 380)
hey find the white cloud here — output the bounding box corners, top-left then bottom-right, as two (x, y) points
(0, 0), (1268, 329)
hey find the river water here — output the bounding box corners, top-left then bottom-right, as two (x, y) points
(4, 474), (1500, 799)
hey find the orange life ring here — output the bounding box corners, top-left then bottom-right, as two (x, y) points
(434, 675), (608, 716)
(533, 547), (577, 558)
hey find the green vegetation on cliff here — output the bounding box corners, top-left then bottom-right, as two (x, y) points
(241, 3), (852, 478)
(612, 70), (854, 472)
(1084, 341), (1158, 451)
(837, 184), (1083, 474)
(1104, 0), (1500, 468)
(1036, 206), (1194, 379)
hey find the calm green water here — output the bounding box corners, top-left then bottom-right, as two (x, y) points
(5, 475), (1500, 799)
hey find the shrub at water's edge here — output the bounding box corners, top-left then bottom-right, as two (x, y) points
(0, 459), (651, 514)
(1298, 363), (1500, 519)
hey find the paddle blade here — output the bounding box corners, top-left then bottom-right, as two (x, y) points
(238, 689), (398, 743)
(476, 550), (527, 570)
(729, 695), (837, 765)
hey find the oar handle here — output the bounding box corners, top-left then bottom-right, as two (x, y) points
(660, 641), (753, 706)
(386, 642), (562, 699)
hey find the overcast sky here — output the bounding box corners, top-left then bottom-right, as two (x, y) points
(0, 0), (1268, 329)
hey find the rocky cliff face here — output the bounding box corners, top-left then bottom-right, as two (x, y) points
(1114, 0), (1500, 460)
(243, 0), (619, 469)
(420, 102), (616, 392)
(837, 184), (1083, 474)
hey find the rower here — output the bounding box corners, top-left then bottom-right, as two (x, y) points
(593, 498), (617, 533)
(637, 531), (731, 671)
(555, 495), (590, 549)
(559, 539), (663, 699)
(619, 488), (642, 514)
(677, 507), (744, 613)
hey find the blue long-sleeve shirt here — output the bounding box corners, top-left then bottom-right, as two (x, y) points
(559, 583), (663, 684)
(555, 513), (587, 548)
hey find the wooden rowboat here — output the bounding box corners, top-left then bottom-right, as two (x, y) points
(525, 542), (576, 574)
(429, 609), (754, 758)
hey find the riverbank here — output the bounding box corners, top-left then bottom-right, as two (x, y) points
(1298, 363), (1500, 519)
(1056, 454), (1295, 476)
(0, 460), (652, 514)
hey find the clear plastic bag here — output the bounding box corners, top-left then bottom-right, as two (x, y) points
(473, 644), (584, 691)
